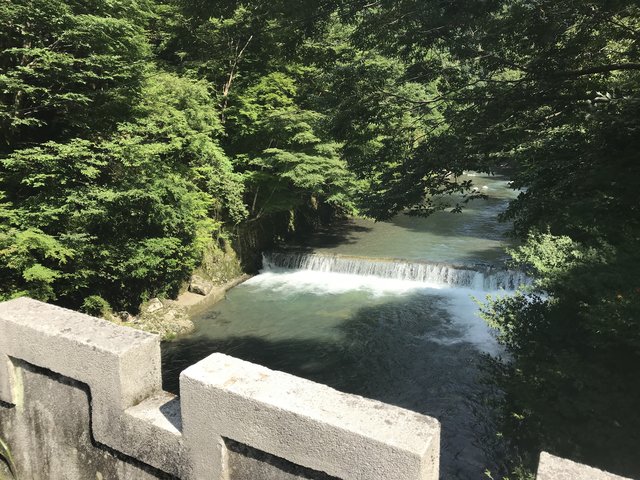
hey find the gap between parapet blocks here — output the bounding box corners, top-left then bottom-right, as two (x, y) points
(125, 391), (183, 434)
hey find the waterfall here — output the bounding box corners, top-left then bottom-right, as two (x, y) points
(263, 252), (530, 291)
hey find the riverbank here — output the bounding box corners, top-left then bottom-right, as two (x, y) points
(108, 274), (252, 341)
(177, 274), (252, 314)
(160, 173), (520, 478)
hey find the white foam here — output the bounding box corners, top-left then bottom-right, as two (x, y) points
(439, 289), (506, 356)
(264, 252), (529, 292)
(246, 268), (504, 356)
(246, 268), (442, 296)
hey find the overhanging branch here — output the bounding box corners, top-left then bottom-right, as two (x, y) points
(555, 63), (640, 77)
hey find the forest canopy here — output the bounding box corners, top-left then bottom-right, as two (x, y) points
(1, 0), (639, 477)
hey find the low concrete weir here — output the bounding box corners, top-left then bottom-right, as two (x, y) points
(0, 297), (630, 479)
(263, 252), (531, 291)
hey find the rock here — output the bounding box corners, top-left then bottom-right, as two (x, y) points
(105, 299), (193, 340)
(188, 275), (214, 296)
(136, 300), (194, 340)
(144, 298), (164, 313)
(116, 311), (136, 323)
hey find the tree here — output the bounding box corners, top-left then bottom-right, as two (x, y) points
(157, 0), (360, 245)
(346, 1), (640, 476)
(1, 39), (245, 312)
(0, 0), (151, 149)
(300, 17), (458, 218)
(227, 71), (356, 220)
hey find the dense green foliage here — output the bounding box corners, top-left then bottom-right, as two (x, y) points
(346, 1), (640, 476)
(1, 0), (451, 309)
(0, 51), (244, 310)
(1, 0), (639, 476)
(0, 0), (364, 310)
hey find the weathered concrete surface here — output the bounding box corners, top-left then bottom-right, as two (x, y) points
(0, 297), (184, 477)
(0, 355), (15, 406)
(0, 360), (169, 480)
(0, 462), (11, 480)
(536, 452), (633, 480)
(181, 353), (441, 480)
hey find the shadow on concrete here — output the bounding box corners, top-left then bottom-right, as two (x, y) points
(158, 396), (182, 431)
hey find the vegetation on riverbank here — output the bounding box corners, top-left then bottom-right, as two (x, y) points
(1, 0), (638, 477)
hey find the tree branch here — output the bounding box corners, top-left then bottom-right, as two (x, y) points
(554, 63), (640, 77)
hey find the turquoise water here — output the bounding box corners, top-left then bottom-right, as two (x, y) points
(162, 173), (519, 479)
(296, 173), (517, 264)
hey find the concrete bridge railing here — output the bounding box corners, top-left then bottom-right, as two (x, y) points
(0, 297), (631, 480)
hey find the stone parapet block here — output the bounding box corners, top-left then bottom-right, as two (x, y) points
(537, 452), (633, 480)
(0, 297), (184, 476)
(180, 352), (440, 480)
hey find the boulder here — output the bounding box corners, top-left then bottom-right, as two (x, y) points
(137, 299), (194, 340)
(116, 311), (136, 323)
(188, 275), (214, 296)
(144, 298), (164, 313)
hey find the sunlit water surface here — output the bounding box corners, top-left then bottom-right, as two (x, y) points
(299, 172), (517, 264)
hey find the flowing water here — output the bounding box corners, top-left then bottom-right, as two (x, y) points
(162, 173), (522, 479)
(295, 171), (518, 265)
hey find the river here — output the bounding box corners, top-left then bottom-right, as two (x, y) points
(162, 173), (522, 479)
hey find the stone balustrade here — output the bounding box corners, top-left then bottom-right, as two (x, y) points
(0, 298), (632, 480)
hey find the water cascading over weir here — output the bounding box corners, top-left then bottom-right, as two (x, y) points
(263, 252), (530, 291)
